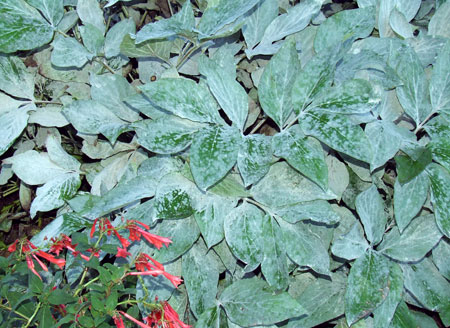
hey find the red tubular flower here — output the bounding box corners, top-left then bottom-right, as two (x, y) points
(116, 247), (131, 258)
(26, 255), (42, 280)
(138, 229), (172, 250)
(90, 218), (99, 238)
(163, 302), (191, 328)
(32, 253), (48, 271)
(8, 239), (19, 253)
(118, 311), (152, 328)
(35, 250), (66, 269)
(113, 314), (125, 328)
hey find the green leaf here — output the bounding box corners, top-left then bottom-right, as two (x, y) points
(261, 215), (289, 290)
(51, 36), (94, 68)
(379, 214), (442, 262)
(237, 134), (272, 187)
(242, 0), (278, 50)
(194, 195), (235, 249)
(401, 258), (450, 315)
(190, 125), (241, 191)
(355, 185), (387, 245)
(372, 262), (404, 328)
(139, 78), (222, 124)
(197, 0), (260, 37)
(219, 277), (306, 327)
(258, 40), (300, 129)
(80, 23), (104, 55)
(37, 305), (53, 328)
(182, 240), (220, 317)
(246, 0), (322, 58)
(424, 114), (450, 171)
(30, 172), (81, 217)
(62, 100), (128, 143)
(427, 163), (450, 237)
(394, 171), (430, 232)
(392, 46), (431, 125)
(251, 162), (336, 208)
(389, 301), (419, 328)
(0, 55), (35, 99)
(428, 0), (450, 38)
(430, 40), (450, 113)
(153, 216), (200, 263)
(77, 0), (105, 35)
(275, 200), (341, 225)
(331, 222), (369, 260)
(135, 1), (194, 43)
(288, 273), (346, 328)
(0, 0), (53, 53)
(30, 213), (90, 247)
(314, 7), (375, 54)
(198, 52), (248, 131)
(395, 148), (432, 184)
(300, 111), (373, 163)
(134, 117), (200, 154)
(432, 239), (450, 280)
(48, 289), (77, 305)
(155, 189), (194, 219)
(120, 34), (171, 60)
(273, 125), (328, 190)
(291, 51), (335, 114)
(278, 218), (330, 275)
(311, 79), (379, 114)
(0, 107), (30, 156)
(104, 18), (136, 59)
(195, 306), (223, 328)
(46, 135), (80, 171)
(224, 202), (264, 271)
(345, 251), (390, 326)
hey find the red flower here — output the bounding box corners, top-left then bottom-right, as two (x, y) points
(116, 247), (131, 258)
(90, 218), (99, 238)
(118, 311), (152, 328)
(26, 255), (42, 280)
(163, 302), (191, 328)
(113, 314), (125, 328)
(126, 221), (171, 249)
(8, 239), (19, 253)
(35, 250), (66, 269)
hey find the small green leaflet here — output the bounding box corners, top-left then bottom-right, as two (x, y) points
(104, 18), (136, 59)
(258, 40), (300, 129)
(394, 171), (430, 233)
(275, 200), (341, 225)
(198, 52), (248, 131)
(135, 1), (194, 43)
(190, 125), (241, 191)
(430, 40), (450, 113)
(273, 125), (328, 190)
(237, 134), (272, 187)
(51, 35), (94, 68)
(300, 111), (373, 163)
(0, 0), (54, 53)
(314, 7), (375, 54)
(310, 79), (379, 115)
(261, 215), (289, 290)
(224, 202), (264, 271)
(197, 0), (260, 37)
(79, 23), (104, 55)
(395, 148), (432, 184)
(345, 250), (390, 326)
(242, 0), (278, 50)
(428, 0), (450, 38)
(77, 0), (106, 35)
(133, 117), (201, 154)
(155, 189), (194, 220)
(219, 277), (306, 327)
(120, 34), (172, 60)
(0, 55), (35, 100)
(291, 50), (335, 114)
(139, 78), (223, 124)
(355, 185), (387, 245)
(379, 214), (442, 262)
(182, 240), (220, 317)
(331, 222), (369, 260)
(426, 163), (450, 238)
(278, 218), (330, 275)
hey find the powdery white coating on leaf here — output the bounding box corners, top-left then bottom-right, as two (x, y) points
(251, 162), (336, 208)
(275, 200), (341, 225)
(242, 0), (279, 50)
(0, 0), (54, 53)
(219, 277), (306, 327)
(51, 36), (93, 68)
(426, 163), (450, 237)
(300, 111), (373, 163)
(428, 0), (450, 38)
(261, 215), (289, 290)
(190, 125), (241, 190)
(224, 202), (264, 270)
(27, 0), (64, 27)
(237, 134), (272, 187)
(379, 214), (443, 262)
(76, 0), (105, 35)
(273, 125), (328, 190)
(278, 218), (330, 275)
(345, 251), (390, 326)
(46, 135), (80, 172)
(394, 171), (430, 233)
(0, 107), (29, 157)
(104, 18), (136, 58)
(0, 55), (35, 100)
(258, 40), (300, 128)
(355, 185), (387, 245)
(430, 40), (450, 113)
(182, 240), (220, 317)
(432, 239), (450, 280)
(331, 222), (369, 260)
(139, 78), (222, 124)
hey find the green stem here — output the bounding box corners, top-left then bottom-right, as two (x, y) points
(95, 58), (116, 74)
(24, 302), (41, 327)
(414, 111), (437, 134)
(0, 303), (30, 321)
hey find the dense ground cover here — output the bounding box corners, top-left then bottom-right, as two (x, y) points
(0, 0), (449, 327)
